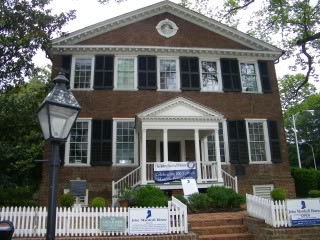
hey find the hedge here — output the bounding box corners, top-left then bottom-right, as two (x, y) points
(291, 167), (319, 197)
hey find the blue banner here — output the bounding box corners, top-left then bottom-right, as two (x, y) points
(153, 162), (196, 183)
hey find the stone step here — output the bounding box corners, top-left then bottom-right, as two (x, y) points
(189, 218), (243, 227)
(198, 233), (255, 240)
(192, 224), (248, 235)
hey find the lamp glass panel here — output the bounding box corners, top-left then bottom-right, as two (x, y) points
(49, 105), (79, 139)
(37, 105), (50, 140)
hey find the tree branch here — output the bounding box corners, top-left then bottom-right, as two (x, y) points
(224, 0), (255, 16)
(296, 32), (320, 45)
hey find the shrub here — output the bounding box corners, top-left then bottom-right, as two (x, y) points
(173, 194), (189, 206)
(187, 193), (212, 211)
(60, 194), (75, 207)
(207, 186), (245, 208)
(271, 188), (287, 201)
(135, 186), (169, 207)
(308, 190), (320, 198)
(91, 197), (106, 208)
(0, 186), (37, 206)
(291, 167), (318, 197)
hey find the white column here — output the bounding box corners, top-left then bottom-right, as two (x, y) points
(141, 129), (147, 184)
(194, 129), (202, 183)
(163, 129), (168, 162)
(215, 129), (223, 182)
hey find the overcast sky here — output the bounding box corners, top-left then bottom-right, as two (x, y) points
(34, 0), (317, 86)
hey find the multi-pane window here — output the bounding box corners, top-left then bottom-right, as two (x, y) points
(74, 58), (92, 89)
(116, 121), (135, 164)
(207, 123), (225, 162)
(69, 121), (90, 164)
(240, 63), (258, 92)
(201, 61), (219, 91)
(159, 59), (178, 90)
(116, 58), (135, 90)
(247, 121), (267, 162)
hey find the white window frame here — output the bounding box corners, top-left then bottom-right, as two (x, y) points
(245, 119), (271, 164)
(199, 58), (222, 92)
(238, 60), (262, 93)
(157, 57), (180, 91)
(114, 56), (138, 91)
(70, 56), (95, 90)
(64, 118), (92, 166)
(64, 189), (89, 207)
(112, 118), (137, 166)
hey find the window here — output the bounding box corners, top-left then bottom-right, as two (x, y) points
(156, 19), (179, 38)
(158, 58), (179, 90)
(65, 119), (92, 165)
(258, 60), (272, 92)
(72, 57), (94, 89)
(115, 57), (137, 90)
(180, 57), (200, 90)
(207, 123), (225, 162)
(138, 56), (157, 89)
(246, 120), (270, 163)
(113, 119), (135, 165)
(64, 189), (89, 207)
(240, 63), (259, 92)
(221, 58), (241, 92)
(94, 55), (114, 89)
(201, 60), (220, 91)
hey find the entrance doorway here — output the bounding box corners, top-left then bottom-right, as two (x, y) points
(160, 141), (180, 162)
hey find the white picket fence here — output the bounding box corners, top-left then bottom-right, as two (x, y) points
(246, 194), (290, 227)
(0, 196), (188, 237)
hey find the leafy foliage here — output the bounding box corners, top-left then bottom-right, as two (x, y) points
(308, 190), (320, 198)
(0, 186), (37, 206)
(91, 197), (106, 208)
(291, 167), (319, 197)
(0, 0), (75, 91)
(206, 186), (245, 208)
(59, 194), (75, 207)
(187, 193), (212, 211)
(134, 186), (169, 207)
(271, 188), (287, 201)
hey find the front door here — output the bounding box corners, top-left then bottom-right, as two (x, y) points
(160, 141), (180, 162)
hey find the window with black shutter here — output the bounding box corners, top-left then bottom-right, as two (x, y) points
(258, 60), (272, 92)
(268, 120), (281, 163)
(221, 59), (241, 92)
(91, 120), (113, 166)
(62, 55), (72, 82)
(180, 57), (200, 90)
(138, 56), (157, 89)
(94, 55), (114, 89)
(227, 120), (249, 164)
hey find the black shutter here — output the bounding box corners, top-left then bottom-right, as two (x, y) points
(138, 56), (157, 90)
(59, 143), (65, 166)
(221, 59), (241, 92)
(227, 120), (249, 164)
(61, 55), (72, 82)
(91, 120), (113, 166)
(180, 57), (200, 90)
(258, 60), (272, 93)
(94, 55), (114, 89)
(268, 120), (281, 163)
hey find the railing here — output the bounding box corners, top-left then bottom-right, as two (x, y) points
(112, 166), (141, 206)
(0, 198), (188, 237)
(246, 194), (289, 227)
(222, 169), (238, 193)
(200, 161), (218, 182)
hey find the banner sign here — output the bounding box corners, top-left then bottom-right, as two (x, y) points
(153, 161), (196, 183)
(128, 208), (169, 235)
(287, 199), (320, 226)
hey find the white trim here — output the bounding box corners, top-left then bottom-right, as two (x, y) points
(157, 57), (181, 91)
(156, 18), (179, 38)
(245, 119), (272, 164)
(253, 184), (274, 199)
(64, 118), (92, 166)
(114, 56), (138, 90)
(70, 56), (94, 90)
(238, 61), (262, 93)
(112, 118), (137, 166)
(222, 120), (229, 164)
(199, 58), (222, 92)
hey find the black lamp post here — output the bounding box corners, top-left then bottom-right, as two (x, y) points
(37, 72), (81, 240)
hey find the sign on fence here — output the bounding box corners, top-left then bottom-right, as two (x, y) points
(128, 208), (169, 235)
(100, 217), (126, 232)
(154, 161), (196, 183)
(287, 199), (320, 226)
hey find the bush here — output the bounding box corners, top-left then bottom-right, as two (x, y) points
(187, 193), (212, 211)
(206, 186), (245, 208)
(0, 186), (37, 206)
(271, 188), (287, 201)
(135, 186), (169, 207)
(173, 194), (189, 206)
(308, 190), (320, 198)
(60, 194), (75, 207)
(291, 167), (318, 197)
(91, 197), (106, 208)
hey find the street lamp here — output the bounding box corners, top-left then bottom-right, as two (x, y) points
(305, 142), (317, 170)
(292, 110), (314, 168)
(37, 72), (81, 240)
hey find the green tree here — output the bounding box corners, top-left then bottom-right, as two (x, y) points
(0, 66), (51, 189)
(0, 0), (75, 92)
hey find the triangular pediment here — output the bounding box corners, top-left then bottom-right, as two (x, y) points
(51, 0), (282, 57)
(137, 97), (223, 119)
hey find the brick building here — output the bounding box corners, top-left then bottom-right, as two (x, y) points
(40, 0), (295, 206)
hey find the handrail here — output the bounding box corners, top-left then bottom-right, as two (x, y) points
(221, 169), (238, 193)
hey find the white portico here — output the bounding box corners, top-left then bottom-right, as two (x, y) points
(135, 97), (225, 186)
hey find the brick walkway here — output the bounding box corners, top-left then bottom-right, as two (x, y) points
(188, 210), (248, 222)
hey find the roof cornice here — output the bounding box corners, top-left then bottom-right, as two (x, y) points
(52, 0), (281, 53)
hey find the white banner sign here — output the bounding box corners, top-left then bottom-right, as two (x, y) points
(287, 199), (320, 226)
(128, 208), (169, 235)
